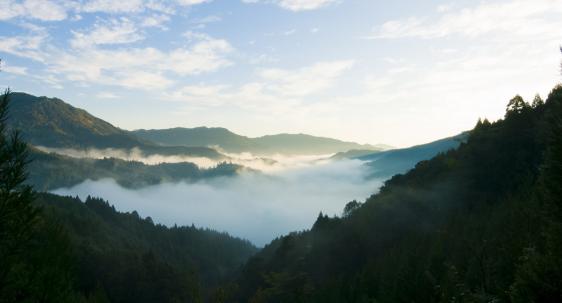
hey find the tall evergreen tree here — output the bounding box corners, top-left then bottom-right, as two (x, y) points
(0, 89), (39, 301)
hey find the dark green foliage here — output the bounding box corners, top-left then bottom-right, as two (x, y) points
(229, 85), (562, 302)
(27, 148), (241, 191)
(35, 193), (258, 303)
(0, 90), (76, 302)
(510, 85), (562, 302)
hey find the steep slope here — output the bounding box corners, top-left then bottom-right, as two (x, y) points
(8, 92), (144, 148)
(7, 92), (223, 159)
(133, 127), (386, 155)
(330, 133), (468, 180)
(360, 133), (468, 178)
(226, 87), (561, 302)
(35, 193), (258, 302)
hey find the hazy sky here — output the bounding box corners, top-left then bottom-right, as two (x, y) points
(1, 0), (561, 147)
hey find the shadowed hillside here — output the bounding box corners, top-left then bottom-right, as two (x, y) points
(224, 87), (562, 302)
(7, 92), (224, 159)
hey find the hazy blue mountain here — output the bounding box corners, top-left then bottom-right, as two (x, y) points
(356, 133), (469, 179)
(7, 92), (224, 159)
(133, 127), (387, 155)
(330, 149), (382, 160)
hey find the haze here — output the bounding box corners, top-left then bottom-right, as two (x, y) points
(53, 157), (383, 246)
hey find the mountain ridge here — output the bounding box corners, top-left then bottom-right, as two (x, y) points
(133, 127), (389, 155)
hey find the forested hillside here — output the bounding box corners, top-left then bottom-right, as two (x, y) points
(35, 193), (257, 302)
(224, 87), (562, 302)
(0, 91), (257, 303)
(27, 148), (241, 191)
(7, 92), (224, 159)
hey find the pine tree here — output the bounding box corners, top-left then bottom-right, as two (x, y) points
(0, 89), (39, 300)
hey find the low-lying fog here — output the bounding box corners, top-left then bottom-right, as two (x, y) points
(36, 146), (333, 172)
(52, 153), (383, 246)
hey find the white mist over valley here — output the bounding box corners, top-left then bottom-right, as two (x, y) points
(36, 145), (333, 172)
(52, 153), (383, 246)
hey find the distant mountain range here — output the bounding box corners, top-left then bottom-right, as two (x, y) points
(8, 93), (224, 159)
(8, 91), (466, 191)
(9, 92), (388, 157)
(133, 127), (389, 156)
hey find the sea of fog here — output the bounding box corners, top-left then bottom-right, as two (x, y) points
(52, 154), (383, 246)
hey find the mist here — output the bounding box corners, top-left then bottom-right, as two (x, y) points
(52, 158), (383, 246)
(36, 146), (332, 172)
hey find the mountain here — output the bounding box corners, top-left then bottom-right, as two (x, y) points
(1, 90), (258, 303)
(7, 92), (223, 159)
(223, 86), (562, 302)
(330, 133), (467, 180)
(360, 133), (468, 179)
(27, 147), (242, 191)
(132, 127), (387, 155)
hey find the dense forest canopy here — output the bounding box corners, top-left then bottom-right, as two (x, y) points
(221, 84), (562, 303)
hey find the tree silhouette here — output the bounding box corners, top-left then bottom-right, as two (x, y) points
(0, 90), (39, 299)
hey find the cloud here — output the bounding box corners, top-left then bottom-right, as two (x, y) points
(371, 0), (562, 39)
(141, 14), (171, 28)
(259, 60), (354, 96)
(24, 34), (233, 90)
(166, 59), (354, 113)
(0, 0), (67, 21)
(0, 0), (211, 21)
(70, 18), (144, 48)
(1, 64), (28, 76)
(81, 0), (211, 14)
(81, 0), (145, 13)
(242, 0), (337, 11)
(35, 145), (337, 172)
(176, 0), (212, 5)
(276, 0), (337, 11)
(52, 158), (382, 246)
(0, 33), (47, 62)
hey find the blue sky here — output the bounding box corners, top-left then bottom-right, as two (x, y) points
(1, 0), (561, 147)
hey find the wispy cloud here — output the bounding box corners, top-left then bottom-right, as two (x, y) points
(0, 0), (67, 21)
(242, 0), (337, 11)
(2, 26), (233, 90)
(167, 59), (354, 113)
(0, 0), (212, 21)
(370, 0), (562, 39)
(70, 18), (144, 48)
(259, 60), (354, 96)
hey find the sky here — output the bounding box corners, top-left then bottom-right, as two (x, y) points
(1, 0), (561, 147)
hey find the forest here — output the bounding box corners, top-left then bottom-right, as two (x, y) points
(0, 90), (257, 303)
(220, 87), (562, 302)
(2, 83), (561, 302)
